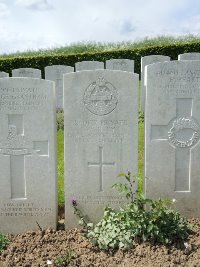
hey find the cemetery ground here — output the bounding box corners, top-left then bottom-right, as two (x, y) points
(1, 116), (200, 267)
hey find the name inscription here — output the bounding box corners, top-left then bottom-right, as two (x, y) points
(67, 119), (128, 143)
(0, 87), (47, 111)
(0, 202), (52, 217)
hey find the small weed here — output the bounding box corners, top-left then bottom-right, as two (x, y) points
(139, 111), (144, 124)
(0, 233), (10, 253)
(55, 249), (75, 267)
(57, 110), (64, 131)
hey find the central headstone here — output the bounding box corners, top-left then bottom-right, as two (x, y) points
(45, 65), (74, 108)
(0, 78), (57, 234)
(12, 68), (41, 78)
(145, 61), (200, 217)
(64, 70), (138, 228)
(75, 61), (104, 71)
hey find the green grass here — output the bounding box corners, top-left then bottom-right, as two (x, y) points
(138, 122), (144, 191)
(1, 34), (200, 58)
(57, 130), (64, 205)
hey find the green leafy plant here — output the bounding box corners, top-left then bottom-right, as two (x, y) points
(139, 111), (144, 124)
(57, 110), (64, 131)
(86, 172), (191, 250)
(0, 233), (10, 253)
(55, 249), (75, 267)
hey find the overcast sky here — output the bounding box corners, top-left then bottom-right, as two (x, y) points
(0, 0), (200, 54)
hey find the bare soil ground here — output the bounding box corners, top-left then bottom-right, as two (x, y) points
(1, 217), (200, 267)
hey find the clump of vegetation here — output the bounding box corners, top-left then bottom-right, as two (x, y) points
(72, 172), (191, 250)
(139, 111), (144, 124)
(55, 249), (75, 267)
(57, 110), (64, 131)
(0, 233), (10, 253)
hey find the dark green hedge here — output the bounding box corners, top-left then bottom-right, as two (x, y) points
(0, 41), (200, 78)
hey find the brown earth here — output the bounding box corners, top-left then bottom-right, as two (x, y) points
(1, 217), (200, 267)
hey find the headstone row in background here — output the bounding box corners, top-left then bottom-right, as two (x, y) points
(140, 55), (171, 112)
(45, 65), (74, 109)
(1, 59), (135, 109)
(1, 52), (200, 109)
(12, 68), (42, 78)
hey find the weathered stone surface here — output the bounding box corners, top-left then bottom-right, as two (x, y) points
(0, 78), (57, 233)
(64, 70), (138, 228)
(145, 60), (200, 217)
(106, 59), (134, 72)
(0, 72), (9, 78)
(75, 61), (104, 71)
(12, 68), (41, 78)
(178, 53), (200, 60)
(45, 65), (74, 108)
(140, 55), (170, 112)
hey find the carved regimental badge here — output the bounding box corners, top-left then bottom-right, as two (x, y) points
(83, 77), (118, 116)
(168, 117), (200, 148)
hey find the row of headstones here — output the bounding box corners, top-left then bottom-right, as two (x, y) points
(0, 59), (134, 109)
(1, 52), (200, 234)
(1, 52), (200, 110)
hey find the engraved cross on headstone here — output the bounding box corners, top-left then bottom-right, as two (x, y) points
(0, 114), (49, 199)
(151, 98), (200, 192)
(88, 146), (115, 192)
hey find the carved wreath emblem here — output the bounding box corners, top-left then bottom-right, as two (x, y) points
(168, 117), (200, 148)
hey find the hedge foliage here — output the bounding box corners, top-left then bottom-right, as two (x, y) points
(0, 42), (200, 78)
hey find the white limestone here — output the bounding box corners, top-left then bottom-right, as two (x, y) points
(106, 59), (134, 72)
(0, 78), (57, 234)
(45, 65), (74, 109)
(145, 60), (200, 217)
(12, 68), (41, 78)
(0, 72), (9, 78)
(64, 70), (138, 228)
(178, 53), (200, 60)
(140, 55), (170, 112)
(75, 61), (104, 71)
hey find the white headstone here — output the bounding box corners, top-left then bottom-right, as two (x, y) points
(12, 68), (41, 78)
(0, 72), (9, 78)
(75, 61), (104, 71)
(45, 65), (74, 109)
(145, 60), (200, 217)
(140, 55), (170, 112)
(106, 59), (134, 72)
(178, 53), (200, 60)
(64, 70), (138, 228)
(0, 78), (57, 234)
